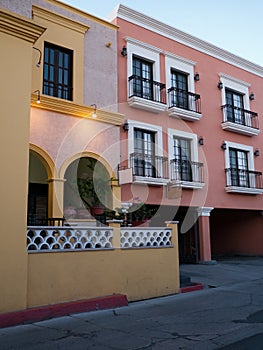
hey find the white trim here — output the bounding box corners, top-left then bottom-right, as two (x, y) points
(221, 121), (260, 137)
(169, 180), (205, 190)
(111, 5), (263, 77)
(127, 41), (161, 82)
(168, 129), (198, 162)
(223, 141), (254, 170)
(127, 120), (163, 159)
(225, 187), (263, 195)
(165, 54), (195, 93)
(128, 96), (166, 113)
(168, 107), (202, 122)
(220, 74), (250, 109)
(197, 207), (214, 217)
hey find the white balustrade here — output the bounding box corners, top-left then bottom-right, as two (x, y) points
(27, 226), (113, 252)
(120, 227), (172, 248)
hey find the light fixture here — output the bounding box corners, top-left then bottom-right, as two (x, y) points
(217, 81), (223, 89)
(90, 104), (97, 118)
(33, 47), (42, 67)
(34, 89), (41, 104)
(221, 142), (227, 150)
(249, 93), (255, 100)
(254, 149), (260, 157)
(105, 42), (112, 48)
(121, 46), (127, 57)
(198, 137), (204, 145)
(123, 122), (129, 131)
(194, 73), (200, 81)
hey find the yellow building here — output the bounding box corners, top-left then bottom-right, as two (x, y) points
(0, 0), (180, 319)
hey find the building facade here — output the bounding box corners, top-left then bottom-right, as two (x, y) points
(110, 5), (263, 262)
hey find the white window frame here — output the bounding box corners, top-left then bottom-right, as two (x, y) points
(167, 129), (204, 189)
(219, 73), (250, 109)
(127, 120), (167, 185)
(223, 140), (262, 194)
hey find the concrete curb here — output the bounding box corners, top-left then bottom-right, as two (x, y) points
(180, 283), (203, 293)
(0, 294), (128, 328)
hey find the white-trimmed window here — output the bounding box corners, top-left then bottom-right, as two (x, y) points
(126, 38), (166, 113)
(223, 140), (263, 194)
(127, 120), (168, 185)
(165, 53), (202, 121)
(168, 129), (204, 189)
(219, 73), (259, 136)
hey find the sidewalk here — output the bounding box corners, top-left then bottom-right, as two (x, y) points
(180, 256), (263, 288)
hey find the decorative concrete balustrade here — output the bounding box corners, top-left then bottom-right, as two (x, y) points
(120, 227), (172, 248)
(27, 226), (113, 252)
(27, 226), (173, 252)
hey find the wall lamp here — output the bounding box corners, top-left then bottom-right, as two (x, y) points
(217, 81), (223, 90)
(194, 73), (200, 81)
(33, 47), (42, 67)
(90, 104), (97, 118)
(34, 89), (41, 104)
(221, 142), (227, 150)
(123, 122), (129, 131)
(249, 93), (255, 100)
(254, 149), (260, 157)
(121, 46), (127, 57)
(198, 136), (204, 145)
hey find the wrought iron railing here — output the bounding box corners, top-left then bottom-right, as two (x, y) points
(167, 87), (201, 113)
(225, 168), (263, 189)
(130, 153), (169, 179)
(170, 159), (204, 183)
(128, 75), (166, 104)
(222, 104), (259, 130)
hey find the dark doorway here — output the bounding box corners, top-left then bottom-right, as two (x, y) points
(175, 207), (199, 263)
(27, 183), (48, 225)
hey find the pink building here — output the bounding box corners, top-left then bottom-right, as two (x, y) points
(110, 5), (263, 262)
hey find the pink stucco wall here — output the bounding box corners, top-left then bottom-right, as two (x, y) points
(116, 16), (263, 211)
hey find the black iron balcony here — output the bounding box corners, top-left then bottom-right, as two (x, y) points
(222, 104), (259, 130)
(225, 168), (263, 189)
(170, 159), (204, 183)
(128, 75), (166, 104)
(167, 87), (201, 113)
(130, 152), (168, 179)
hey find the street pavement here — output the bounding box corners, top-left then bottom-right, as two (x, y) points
(0, 257), (263, 349)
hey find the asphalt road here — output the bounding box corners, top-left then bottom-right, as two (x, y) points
(0, 257), (262, 349)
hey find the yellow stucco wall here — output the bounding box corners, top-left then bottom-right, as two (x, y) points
(27, 226), (180, 307)
(0, 9), (45, 313)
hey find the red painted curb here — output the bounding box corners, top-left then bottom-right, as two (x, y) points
(180, 283), (203, 293)
(0, 294), (128, 328)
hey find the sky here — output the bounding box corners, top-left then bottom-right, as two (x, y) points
(61, 0), (263, 67)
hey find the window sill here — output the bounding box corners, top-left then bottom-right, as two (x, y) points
(169, 180), (205, 189)
(128, 96), (166, 114)
(133, 176), (169, 186)
(225, 186), (263, 195)
(221, 121), (260, 136)
(168, 106), (202, 122)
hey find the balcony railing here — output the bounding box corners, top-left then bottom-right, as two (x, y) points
(225, 168), (263, 189)
(128, 75), (166, 104)
(170, 159), (204, 183)
(222, 104), (259, 130)
(167, 87), (201, 113)
(130, 152), (168, 179)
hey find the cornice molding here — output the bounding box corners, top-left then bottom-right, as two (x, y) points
(32, 5), (89, 34)
(164, 51), (196, 66)
(30, 94), (124, 126)
(0, 8), (46, 43)
(115, 4), (263, 77)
